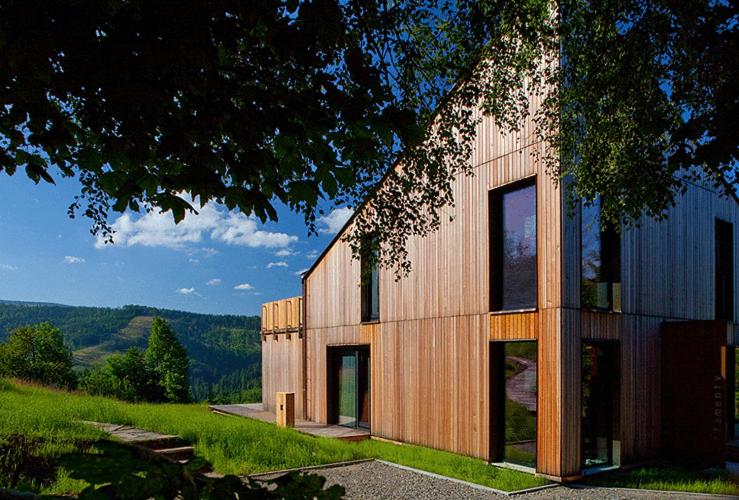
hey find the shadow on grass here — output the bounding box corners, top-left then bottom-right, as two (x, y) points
(3, 436), (344, 499)
(584, 462), (739, 496)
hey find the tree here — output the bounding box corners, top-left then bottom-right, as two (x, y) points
(0, 322), (76, 388)
(1, 1), (736, 275)
(145, 318), (190, 403)
(80, 347), (164, 402)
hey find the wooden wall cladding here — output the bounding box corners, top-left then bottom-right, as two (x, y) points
(261, 332), (304, 416)
(305, 89), (557, 328)
(562, 178), (739, 321)
(305, 244), (361, 330)
(489, 311), (538, 340)
(261, 297), (303, 333)
(661, 320), (728, 466)
(370, 315), (489, 457)
(620, 314), (663, 463)
(299, 66), (739, 479)
(302, 89), (567, 469)
(304, 324), (362, 422)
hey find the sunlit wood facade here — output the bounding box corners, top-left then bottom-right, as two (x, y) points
(261, 91), (739, 480)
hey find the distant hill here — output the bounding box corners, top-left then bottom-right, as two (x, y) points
(0, 301), (262, 401)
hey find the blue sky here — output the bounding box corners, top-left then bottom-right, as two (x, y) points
(0, 173), (352, 316)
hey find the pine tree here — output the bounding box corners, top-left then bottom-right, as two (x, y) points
(145, 317), (190, 402)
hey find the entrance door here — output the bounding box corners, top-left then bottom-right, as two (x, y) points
(329, 346), (370, 429)
(581, 341), (620, 468)
(490, 341), (538, 468)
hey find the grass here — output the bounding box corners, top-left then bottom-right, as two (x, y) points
(0, 379), (547, 495)
(585, 464), (739, 496)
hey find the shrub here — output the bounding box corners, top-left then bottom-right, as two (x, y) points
(80, 348), (164, 402)
(0, 322), (76, 388)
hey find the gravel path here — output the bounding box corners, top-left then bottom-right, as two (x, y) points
(255, 461), (731, 500)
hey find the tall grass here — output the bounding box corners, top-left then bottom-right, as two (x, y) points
(0, 380), (546, 492)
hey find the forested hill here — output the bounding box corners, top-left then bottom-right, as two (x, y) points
(0, 300), (261, 401)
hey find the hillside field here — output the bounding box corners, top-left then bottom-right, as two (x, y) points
(0, 301), (262, 401)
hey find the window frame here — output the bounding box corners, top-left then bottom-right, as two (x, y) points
(580, 198), (622, 313)
(715, 218), (734, 321)
(360, 235), (380, 323)
(489, 177), (538, 313)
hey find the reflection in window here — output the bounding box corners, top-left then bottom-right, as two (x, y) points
(504, 342), (538, 467)
(361, 236), (380, 322)
(491, 341), (538, 468)
(581, 199), (621, 311)
(582, 341), (621, 467)
(490, 182), (537, 311)
(716, 219), (734, 321)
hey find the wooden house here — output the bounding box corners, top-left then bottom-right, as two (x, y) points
(260, 81), (738, 481)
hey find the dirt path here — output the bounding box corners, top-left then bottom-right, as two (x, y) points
(506, 356), (537, 411)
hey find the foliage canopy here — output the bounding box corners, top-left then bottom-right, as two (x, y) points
(0, 322), (76, 388)
(1, 0), (736, 274)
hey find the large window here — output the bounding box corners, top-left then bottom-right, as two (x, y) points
(490, 180), (537, 311)
(328, 346), (371, 429)
(581, 199), (621, 311)
(490, 341), (538, 468)
(716, 219), (734, 321)
(361, 237), (379, 322)
(582, 341), (621, 468)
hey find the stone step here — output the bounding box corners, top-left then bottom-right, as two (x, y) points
(156, 445), (195, 461)
(136, 436), (189, 451)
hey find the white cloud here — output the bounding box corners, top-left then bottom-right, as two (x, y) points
(305, 249), (320, 259)
(317, 207), (353, 234)
(0, 264), (18, 271)
(188, 258), (200, 264)
(267, 261), (288, 269)
(234, 283), (254, 291)
(96, 198), (297, 250)
(63, 256), (86, 264)
(176, 287), (196, 295)
(206, 278), (222, 286)
(294, 268), (309, 277)
(275, 248), (298, 257)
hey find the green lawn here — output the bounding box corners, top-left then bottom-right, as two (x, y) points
(585, 464), (739, 496)
(0, 379), (547, 495)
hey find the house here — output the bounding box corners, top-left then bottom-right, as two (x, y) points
(259, 81), (738, 481)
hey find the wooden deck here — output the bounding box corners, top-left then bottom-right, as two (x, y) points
(208, 403), (370, 441)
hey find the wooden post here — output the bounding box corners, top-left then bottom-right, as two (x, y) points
(276, 392), (295, 428)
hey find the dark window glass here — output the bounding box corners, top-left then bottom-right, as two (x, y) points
(582, 341), (621, 468)
(581, 199), (621, 311)
(716, 219), (734, 321)
(361, 237), (379, 322)
(490, 182), (537, 311)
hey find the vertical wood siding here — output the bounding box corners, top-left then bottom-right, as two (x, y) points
(291, 75), (739, 479)
(559, 177), (739, 467)
(261, 333), (304, 416)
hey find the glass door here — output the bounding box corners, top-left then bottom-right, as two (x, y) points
(337, 353), (357, 427)
(358, 349), (371, 428)
(331, 346), (371, 429)
(491, 341), (538, 468)
(582, 341), (621, 468)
